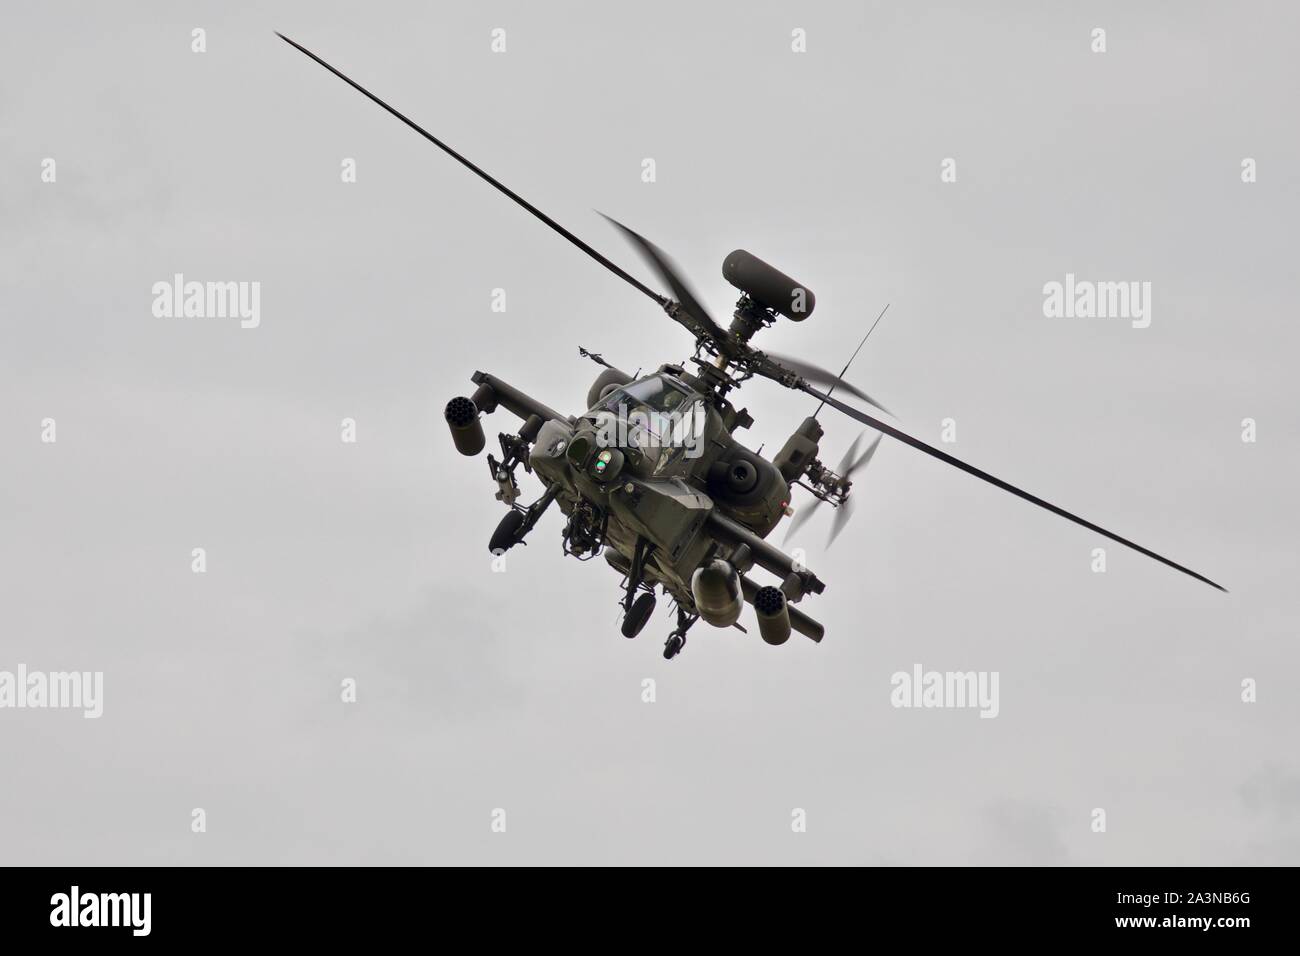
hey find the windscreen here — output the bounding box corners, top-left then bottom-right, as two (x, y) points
(590, 376), (703, 475)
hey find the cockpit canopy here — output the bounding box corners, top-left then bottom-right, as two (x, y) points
(591, 374), (693, 414)
(584, 373), (707, 476)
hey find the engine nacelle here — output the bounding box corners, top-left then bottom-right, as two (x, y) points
(752, 585), (792, 646)
(444, 396), (486, 456)
(773, 416), (824, 483)
(691, 559), (744, 628)
(585, 367), (634, 411)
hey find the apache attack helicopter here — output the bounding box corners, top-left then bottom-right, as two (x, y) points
(278, 34), (1225, 660)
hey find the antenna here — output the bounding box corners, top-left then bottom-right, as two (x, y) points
(814, 303), (889, 417)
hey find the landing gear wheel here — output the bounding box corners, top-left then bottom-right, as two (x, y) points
(488, 509), (526, 554)
(663, 632), (685, 660)
(621, 592), (656, 638)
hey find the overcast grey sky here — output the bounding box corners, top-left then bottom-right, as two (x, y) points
(2, 0), (1297, 865)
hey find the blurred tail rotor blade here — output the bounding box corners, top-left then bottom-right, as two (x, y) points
(834, 433), (865, 481)
(826, 434), (879, 548)
(850, 433), (883, 475)
(783, 495), (825, 545)
(828, 495), (856, 548)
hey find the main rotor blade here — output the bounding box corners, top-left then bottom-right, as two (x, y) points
(275, 33), (667, 308)
(598, 213), (729, 344)
(764, 350), (894, 416)
(800, 384), (1226, 592)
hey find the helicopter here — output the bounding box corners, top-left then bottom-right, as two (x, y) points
(278, 34), (1225, 660)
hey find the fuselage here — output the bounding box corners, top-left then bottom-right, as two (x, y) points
(528, 368), (789, 604)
